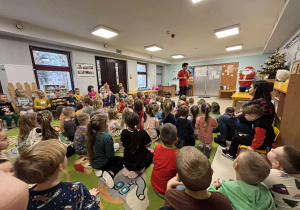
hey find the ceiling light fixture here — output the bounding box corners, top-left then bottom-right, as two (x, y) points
(226, 44), (243, 51)
(172, 54), (185, 59)
(91, 25), (118, 39)
(192, 0), (202, 3)
(144, 44), (163, 52)
(215, 24), (240, 38)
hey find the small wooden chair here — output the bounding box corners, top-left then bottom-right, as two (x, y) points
(237, 127), (280, 161)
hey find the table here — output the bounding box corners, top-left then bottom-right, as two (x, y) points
(231, 92), (252, 107)
(127, 90), (159, 96)
(219, 89), (236, 99)
(158, 86), (176, 97)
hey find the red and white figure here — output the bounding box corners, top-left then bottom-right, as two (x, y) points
(239, 66), (255, 87)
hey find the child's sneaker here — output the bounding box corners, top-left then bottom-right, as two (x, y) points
(204, 147), (210, 159)
(103, 171), (115, 188)
(214, 137), (226, 147)
(221, 149), (235, 161)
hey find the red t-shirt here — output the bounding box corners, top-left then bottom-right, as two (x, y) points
(177, 70), (189, 87)
(151, 144), (178, 195)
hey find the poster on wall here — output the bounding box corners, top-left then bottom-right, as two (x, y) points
(76, 63), (95, 77)
(188, 66), (194, 81)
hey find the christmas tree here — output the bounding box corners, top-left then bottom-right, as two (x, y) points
(259, 50), (289, 79)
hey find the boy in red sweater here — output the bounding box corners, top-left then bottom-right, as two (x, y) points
(151, 123), (178, 198)
(222, 104), (275, 160)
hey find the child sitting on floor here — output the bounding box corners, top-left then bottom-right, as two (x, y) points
(209, 150), (275, 210)
(210, 102), (221, 133)
(163, 146), (232, 210)
(187, 105), (200, 138)
(0, 129), (10, 161)
(93, 98), (105, 114)
(120, 107), (133, 129)
(180, 95), (189, 107)
(143, 104), (160, 142)
(14, 140), (100, 209)
(126, 97), (134, 109)
(118, 98), (125, 113)
(156, 96), (161, 108)
(108, 108), (122, 137)
(15, 88), (34, 115)
(0, 93), (19, 130)
(188, 98), (194, 107)
(197, 98), (206, 108)
(175, 106), (194, 148)
(264, 146), (300, 209)
(151, 123), (178, 198)
(162, 101), (176, 125)
(175, 100), (185, 119)
(63, 107), (77, 142)
(75, 102), (83, 115)
(87, 113), (123, 188)
(195, 103), (218, 158)
(153, 104), (162, 124)
(74, 113), (90, 155)
(134, 100), (145, 130)
(222, 104), (275, 160)
(121, 112), (153, 179)
(81, 98), (93, 115)
(145, 93), (150, 104)
(0, 159), (13, 175)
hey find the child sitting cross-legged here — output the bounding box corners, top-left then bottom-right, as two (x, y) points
(108, 108), (122, 137)
(81, 98), (93, 115)
(0, 93), (19, 129)
(151, 123), (178, 198)
(74, 113), (90, 155)
(63, 107), (77, 142)
(209, 150), (275, 210)
(175, 105), (194, 148)
(187, 105), (200, 139)
(162, 101), (176, 125)
(120, 107), (133, 129)
(14, 140), (100, 209)
(263, 146), (300, 209)
(163, 146), (232, 210)
(121, 112), (153, 179)
(222, 104), (275, 160)
(143, 104), (160, 142)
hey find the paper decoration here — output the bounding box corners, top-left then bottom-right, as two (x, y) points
(227, 65), (234, 74)
(76, 63), (95, 77)
(222, 73), (224, 75)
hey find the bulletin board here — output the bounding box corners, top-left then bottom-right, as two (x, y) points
(220, 63), (239, 90)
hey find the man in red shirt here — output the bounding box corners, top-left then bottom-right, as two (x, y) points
(177, 63), (190, 97)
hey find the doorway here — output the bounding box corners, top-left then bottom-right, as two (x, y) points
(156, 66), (163, 85)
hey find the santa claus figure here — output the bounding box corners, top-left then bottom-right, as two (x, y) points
(239, 66), (255, 87)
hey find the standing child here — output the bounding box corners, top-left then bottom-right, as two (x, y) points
(0, 94), (19, 129)
(143, 104), (160, 142)
(14, 140), (100, 209)
(121, 108), (133, 129)
(74, 113), (90, 155)
(81, 98), (93, 115)
(118, 98), (125, 113)
(175, 106), (194, 148)
(87, 114), (123, 188)
(121, 112), (153, 179)
(108, 108), (122, 137)
(66, 90), (77, 109)
(99, 88), (109, 107)
(74, 88), (84, 102)
(16, 113), (39, 154)
(0, 129), (10, 161)
(195, 103), (218, 158)
(15, 88), (34, 115)
(161, 101), (176, 125)
(151, 123), (178, 198)
(34, 90), (51, 111)
(63, 107), (77, 142)
(187, 105), (200, 138)
(93, 99), (105, 114)
(87, 85), (97, 100)
(133, 100), (145, 130)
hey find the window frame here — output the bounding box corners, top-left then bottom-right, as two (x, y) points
(137, 62), (147, 88)
(29, 46), (75, 90)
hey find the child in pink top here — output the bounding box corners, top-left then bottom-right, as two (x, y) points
(195, 103), (218, 159)
(87, 85), (97, 100)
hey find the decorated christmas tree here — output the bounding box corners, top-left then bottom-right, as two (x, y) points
(259, 50), (289, 79)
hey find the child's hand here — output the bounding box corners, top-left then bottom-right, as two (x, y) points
(167, 175), (183, 190)
(89, 188), (99, 196)
(213, 178), (222, 188)
(247, 146), (254, 151)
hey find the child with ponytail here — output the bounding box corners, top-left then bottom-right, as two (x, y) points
(187, 105), (200, 138)
(133, 100), (144, 130)
(87, 113), (123, 188)
(195, 103), (218, 158)
(161, 101), (176, 125)
(143, 104), (160, 142)
(121, 112), (153, 179)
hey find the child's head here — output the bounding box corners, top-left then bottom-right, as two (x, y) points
(87, 114), (108, 161)
(137, 92), (144, 99)
(87, 85), (94, 92)
(165, 95), (171, 99)
(243, 104), (264, 122)
(201, 103), (211, 128)
(37, 110), (59, 140)
(180, 95), (187, 101)
(234, 150), (270, 185)
(240, 103), (248, 112)
(125, 112), (140, 153)
(188, 98), (194, 105)
(121, 107), (133, 127)
(153, 104), (159, 113)
(54, 90), (61, 98)
(76, 102), (83, 110)
(77, 113), (90, 126)
(126, 97), (134, 106)
(145, 93), (150, 99)
(211, 102), (220, 114)
(0, 94), (8, 103)
(0, 159), (14, 175)
(18, 113), (39, 139)
(63, 107), (76, 118)
(82, 97), (91, 107)
(225, 107), (234, 115)
(160, 123), (177, 145)
(15, 88), (26, 97)
(100, 88), (105, 94)
(75, 88), (81, 95)
(197, 99), (206, 106)
(144, 104), (155, 123)
(120, 87), (125, 91)
(177, 100), (185, 109)
(93, 98), (103, 111)
(177, 146), (212, 191)
(14, 140), (67, 184)
(68, 90), (74, 97)
(108, 108), (118, 120)
(155, 96), (161, 102)
(190, 105), (199, 126)
(163, 101), (173, 120)
(36, 90), (45, 99)
(268, 146), (300, 174)
(179, 105), (189, 117)
(0, 129), (9, 151)
(134, 100), (144, 115)
(119, 98), (125, 104)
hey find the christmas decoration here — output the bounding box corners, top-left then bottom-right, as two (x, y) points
(259, 51), (289, 79)
(284, 31), (300, 49)
(239, 66), (255, 87)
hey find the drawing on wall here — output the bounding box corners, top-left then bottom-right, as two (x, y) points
(76, 63), (95, 77)
(172, 71), (178, 80)
(227, 65), (235, 74)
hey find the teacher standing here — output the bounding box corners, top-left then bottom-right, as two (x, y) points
(177, 63), (190, 97)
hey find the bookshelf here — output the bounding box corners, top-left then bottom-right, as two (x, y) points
(272, 74), (300, 150)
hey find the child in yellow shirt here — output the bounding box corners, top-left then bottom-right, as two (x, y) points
(33, 90), (50, 111)
(74, 88), (84, 102)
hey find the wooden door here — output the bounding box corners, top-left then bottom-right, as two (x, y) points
(106, 59), (118, 93)
(118, 60), (127, 91)
(221, 62), (239, 90)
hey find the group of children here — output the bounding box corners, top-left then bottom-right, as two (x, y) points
(0, 85), (300, 210)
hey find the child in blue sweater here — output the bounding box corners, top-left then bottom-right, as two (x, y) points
(162, 101), (176, 125)
(175, 105), (194, 148)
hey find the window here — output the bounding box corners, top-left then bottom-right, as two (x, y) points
(137, 63), (147, 88)
(30, 47), (74, 97)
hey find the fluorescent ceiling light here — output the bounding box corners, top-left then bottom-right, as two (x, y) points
(192, 0), (202, 3)
(226, 44), (243, 51)
(172, 54), (185, 59)
(144, 44), (163, 52)
(91, 25), (118, 39)
(215, 24), (240, 38)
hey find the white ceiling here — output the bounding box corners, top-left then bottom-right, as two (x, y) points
(0, 0), (287, 61)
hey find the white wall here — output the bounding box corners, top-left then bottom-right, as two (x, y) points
(127, 60), (138, 92)
(147, 63), (156, 89)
